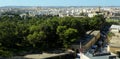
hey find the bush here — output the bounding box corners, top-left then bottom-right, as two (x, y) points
(0, 50), (13, 57)
(108, 32), (115, 37)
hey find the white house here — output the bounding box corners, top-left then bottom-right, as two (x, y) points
(110, 25), (120, 33)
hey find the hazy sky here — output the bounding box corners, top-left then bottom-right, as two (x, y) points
(0, 0), (120, 6)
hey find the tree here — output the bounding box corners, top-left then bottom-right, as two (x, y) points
(0, 14), (106, 57)
(57, 26), (78, 48)
(91, 15), (105, 30)
(27, 31), (46, 48)
(63, 28), (78, 48)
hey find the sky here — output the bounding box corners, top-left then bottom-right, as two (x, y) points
(0, 0), (120, 7)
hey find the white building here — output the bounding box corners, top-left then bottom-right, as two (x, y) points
(110, 25), (120, 33)
(88, 13), (98, 17)
(20, 13), (27, 17)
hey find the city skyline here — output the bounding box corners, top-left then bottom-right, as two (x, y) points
(0, 0), (120, 7)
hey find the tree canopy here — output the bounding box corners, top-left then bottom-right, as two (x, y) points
(0, 15), (105, 57)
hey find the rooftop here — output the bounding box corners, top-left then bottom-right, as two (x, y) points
(110, 32), (120, 47)
(110, 25), (120, 29)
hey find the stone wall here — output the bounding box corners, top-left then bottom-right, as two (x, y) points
(71, 31), (100, 52)
(84, 31), (100, 50)
(110, 46), (120, 53)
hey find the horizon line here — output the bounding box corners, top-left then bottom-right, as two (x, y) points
(1, 5), (120, 7)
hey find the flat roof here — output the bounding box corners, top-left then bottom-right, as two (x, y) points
(71, 30), (100, 45)
(110, 32), (120, 47)
(86, 30), (100, 36)
(110, 25), (120, 29)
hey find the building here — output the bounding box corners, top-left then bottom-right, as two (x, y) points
(88, 13), (98, 17)
(110, 25), (120, 33)
(109, 25), (120, 54)
(71, 30), (100, 52)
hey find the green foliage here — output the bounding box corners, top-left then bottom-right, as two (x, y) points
(57, 26), (78, 48)
(106, 19), (120, 25)
(63, 28), (78, 48)
(27, 31), (46, 47)
(90, 15), (105, 30)
(108, 32), (115, 37)
(0, 50), (13, 57)
(0, 15), (105, 57)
